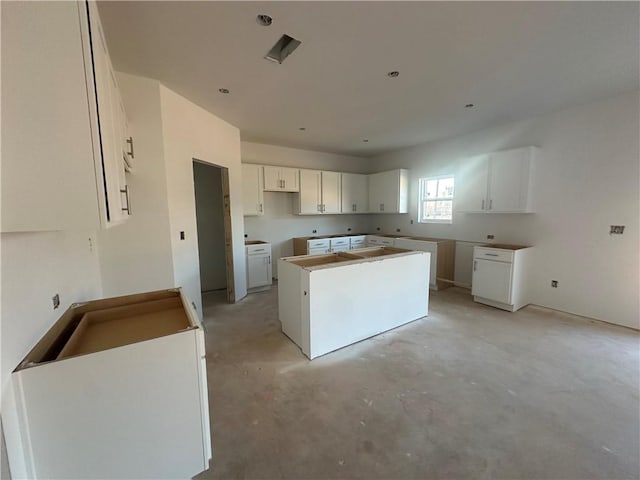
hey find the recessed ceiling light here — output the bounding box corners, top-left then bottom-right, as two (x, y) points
(363, 139), (369, 143)
(218, 88), (230, 94)
(299, 127), (306, 131)
(465, 103), (474, 108)
(387, 71), (400, 78)
(256, 14), (273, 26)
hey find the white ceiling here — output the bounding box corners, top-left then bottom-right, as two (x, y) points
(98, 1), (639, 157)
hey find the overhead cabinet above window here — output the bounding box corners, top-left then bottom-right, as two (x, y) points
(1, 1), (132, 232)
(456, 146), (536, 213)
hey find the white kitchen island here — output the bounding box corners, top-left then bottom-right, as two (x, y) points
(278, 247), (430, 359)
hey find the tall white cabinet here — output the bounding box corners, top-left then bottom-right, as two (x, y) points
(368, 169), (409, 213)
(1, 1), (131, 232)
(456, 146), (536, 213)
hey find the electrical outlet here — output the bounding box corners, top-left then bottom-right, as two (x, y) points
(487, 234), (495, 240)
(312, 229), (317, 233)
(347, 228), (352, 232)
(551, 280), (558, 288)
(610, 225), (625, 235)
(179, 231), (185, 240)
(376, 227), (381, 231)
(410, 220), (414, 224)
(396, 228), (401, 232)
(52, 293), (60, 309)
(244, 234), (248, 238)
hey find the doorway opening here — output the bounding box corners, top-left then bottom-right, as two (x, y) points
(193, 160), (235, 309)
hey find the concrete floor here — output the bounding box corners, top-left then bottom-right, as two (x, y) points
(195, 286), (639, 480)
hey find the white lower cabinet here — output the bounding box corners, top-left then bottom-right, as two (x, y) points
(349, 235), (367, 249)
(278, 249), (429, 359)
(246, 242), (272, 291)
(329, 237), (350, 252)
(3, 289), (211, 479)
(366, 235), (395, 246)
(471, 245), (533, 311)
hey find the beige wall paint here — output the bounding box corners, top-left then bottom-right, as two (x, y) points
(160, 85), (245, 314)
(371, 91), (640, 329)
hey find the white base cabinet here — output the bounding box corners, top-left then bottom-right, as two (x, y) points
(3, 289), (211, 479)
(471, 244), (534, 311)
(394, 237), (456, 290)
(246, 242), (272, 291)
(278, 249), (429, 359)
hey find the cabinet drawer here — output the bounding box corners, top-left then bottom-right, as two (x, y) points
(330, 238), (349, 247)
(473, 247), (514, 263)
(308, 239), (330, 249)
(247, 244), (270, 255)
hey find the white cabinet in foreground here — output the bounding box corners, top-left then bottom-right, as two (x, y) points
(472, 244), (533, 311)
(278, 247), (429, 359)
(3, 289), (211, 479)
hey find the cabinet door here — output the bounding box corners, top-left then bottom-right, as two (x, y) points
(298, 169), (322, 214)
(280, 167), (299, 192)
(341, 173), (369, 213)
(88, 2), (128, 225)
(471, 259), (512, 304)
(247, 254), (272, 288)
(1, 1), (102, 232)
(263, 167), (280, 191)
(368, 172), (386, 212)
(321, 171), (341, 214)
(455, 155), (489, 212)
(242, 164), (264, 216)
(488, 147), (532, 212)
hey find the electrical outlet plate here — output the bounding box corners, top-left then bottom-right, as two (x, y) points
(52, 294), (60, 309)
(610, 225), (625, 235)
(551, 280), (558, 288)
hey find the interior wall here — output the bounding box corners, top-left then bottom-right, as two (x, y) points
(370, 91), (640, 329)
(193, 163), (226, 292)
(160, 85), (245, 313)
(241, 142), (374, 277)
(97, 73), (175, 297)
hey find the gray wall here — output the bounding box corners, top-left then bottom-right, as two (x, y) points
(194, 162), (227, 292)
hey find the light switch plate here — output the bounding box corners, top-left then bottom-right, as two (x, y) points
(610, 225), (625, 235)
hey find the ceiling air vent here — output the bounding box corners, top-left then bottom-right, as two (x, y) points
(264, 34), (301, 64)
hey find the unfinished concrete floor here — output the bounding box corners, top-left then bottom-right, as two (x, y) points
(195, 286), (639, 480)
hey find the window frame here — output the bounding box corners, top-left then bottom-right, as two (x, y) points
(417, 174), (455, 224)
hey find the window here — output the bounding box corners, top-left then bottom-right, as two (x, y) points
(418, 175), (454, 223)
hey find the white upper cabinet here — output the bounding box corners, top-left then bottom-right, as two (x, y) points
(368, 169), (409, 214)
(296, 170), (341, 214)
(456, 146), (536, 213)
(341, 173), (369, 213)
(263, 166), (299, 192)
(242, 164), (264, 216)
(1, 1), (130, 232)
(455, 155), (490, 212)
